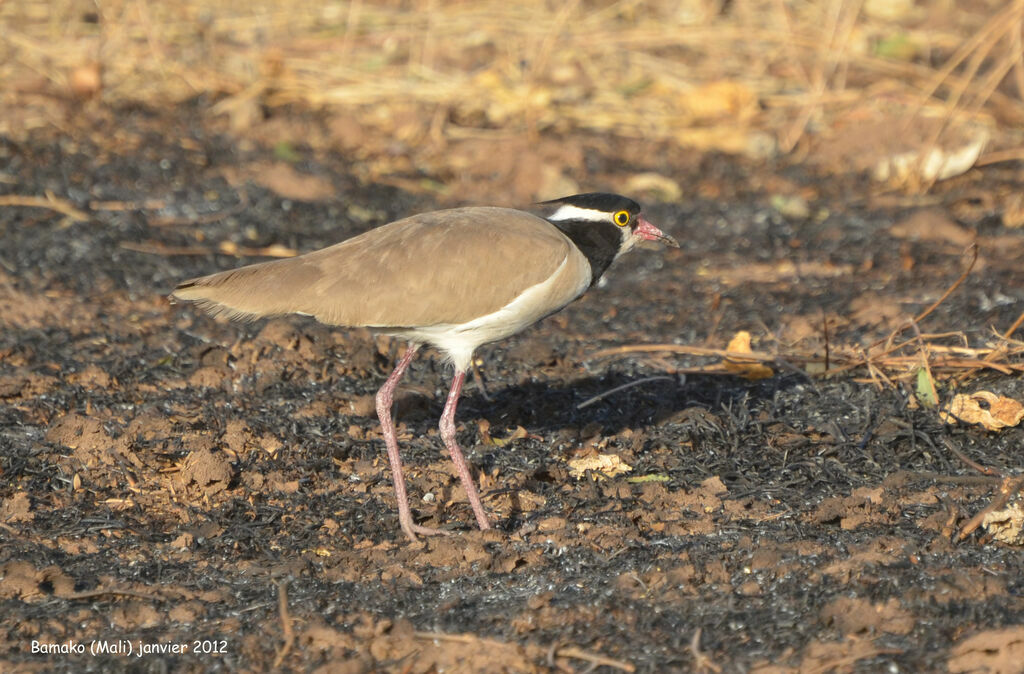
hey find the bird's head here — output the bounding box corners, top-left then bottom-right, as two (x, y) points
(538, 192), (678, 286)
(540, 192), (679, 259)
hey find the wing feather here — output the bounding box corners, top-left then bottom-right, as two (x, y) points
(172, 207), (575, 327)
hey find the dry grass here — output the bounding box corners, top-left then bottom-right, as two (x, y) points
(2, 0), (1022, 175)
(587, 246), (1024, 391)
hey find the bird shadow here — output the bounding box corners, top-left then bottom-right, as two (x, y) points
(451, 368), (811, 438)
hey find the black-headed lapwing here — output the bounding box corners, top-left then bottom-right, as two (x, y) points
(172, 192), (678, 541)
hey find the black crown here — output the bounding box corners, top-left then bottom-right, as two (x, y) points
(538, 192), (641, 214)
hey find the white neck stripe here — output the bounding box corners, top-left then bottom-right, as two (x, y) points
(546, 204), (611, 223)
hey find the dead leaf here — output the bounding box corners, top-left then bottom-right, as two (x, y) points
(698, 260), (852, 284)
(676, 127), (777, 159)
(1, 492), (33, 523)
(69, 62), (102, 99)
(246, 162), (336, 202)
(217, 241), (298, 257)
(821, 596), (915, 635)
(864, 0), (915, 21)
(568, 454), (632, 480)
(480, 423), (531, 447)
(1002, 193), (1024, 229)
(940, 391), (1024, 430)
(677, 80), (758, 122)
(889, 209), (975, 246)
(949, 627), (1024, 674)
(873, 127), (988, 184)
(849, 293), (908, 329)
(770, 194), (810, 219)
(723, 331), (774, 380)
(982, 503), (1024, 545)
(810, 102), (991, 187)
(623, 173), (683, 202)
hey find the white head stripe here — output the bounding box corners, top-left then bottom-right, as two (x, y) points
(546, 204), (612, 222)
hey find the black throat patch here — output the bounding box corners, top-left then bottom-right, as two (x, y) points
(549, 218), (623, 285)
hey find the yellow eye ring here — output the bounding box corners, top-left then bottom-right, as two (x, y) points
(613, 210), (630, 227)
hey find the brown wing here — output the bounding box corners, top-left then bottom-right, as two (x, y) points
(172, 207), (579, 327)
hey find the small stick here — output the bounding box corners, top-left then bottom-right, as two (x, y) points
(1003, 308), (1024, 341)
(471, 359), (492, 402)
(272, 580), (294, 668)
(0, 193), (90, 222)
(89, 198), (168, 211)
(822, 309), (830, 372)
(64, 587), (160, 601)
(702, 293), (725, 347)
(576, 376), (674, 409)
(955, 316), (1020, 382)
(120, 241), (297, 258)
(939, 495), (960, 540)
(148, 191), (250, 227)
(588, 344), (775, 363)
(415, 632), (635, 672)
(415, 631), (504, 645)
(689, 628), (722, 674)
(556, 645), (636, 672)
(943, 438), (1002, 478)
(958, 475), (1024, 541)
(976, 147), (1024, 166)
(868, 244), (978, 350)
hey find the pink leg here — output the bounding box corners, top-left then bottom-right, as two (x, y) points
(439, 370), (492, 531)
(374, 344), (446, 541)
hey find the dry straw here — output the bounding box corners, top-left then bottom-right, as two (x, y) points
(2, 0), (1021, 164)
(587, 246), (1024, 388)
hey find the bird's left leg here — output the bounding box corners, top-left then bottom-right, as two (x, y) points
(375, 343), (447, 541)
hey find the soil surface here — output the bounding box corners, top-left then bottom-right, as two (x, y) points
(2, 107), (1024, 673)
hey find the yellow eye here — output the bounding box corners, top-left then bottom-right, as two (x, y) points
(613, 210), (630, 227)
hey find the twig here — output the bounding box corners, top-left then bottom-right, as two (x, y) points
(0, 193), (90, 222)
(910, 0), (1022, 120)
(909, 4), (1020, 192)
(976, 147), (1024, 166)
(955, 318), (1018, 382)
(415, 632), (634, 672)
(833, 243), (980, 372)
(148, 190), (250, 227)
(577, 376), (675, 409)
(823, 309), (831, 372)
(958, 475), (1024, 541)
(943, 437), (1002, 478)
(587, 344), (775, 363)
(1003, 308), (1024, 341)
(120, 241), (218, 256)
(471, 359), (492, 402)
(64, 587), (161, 601)
(886, 244), (978, 344)
(777, 0), (862, 153)
(272, 580), (294, 668)
(555, 646), (635, 673)
(89, 198), (168, 211)
(586, 337), (1023, 381)
(120, 240), (297, 258)
(939, 494), (960, 540)
(689, 628), (722, 674)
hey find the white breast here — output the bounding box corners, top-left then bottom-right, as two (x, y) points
(393, 252), (592, 371)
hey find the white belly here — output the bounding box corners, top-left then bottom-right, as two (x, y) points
(390, 253), (591, 371)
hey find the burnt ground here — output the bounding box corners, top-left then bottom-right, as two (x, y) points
(1, 107), (1024, 673)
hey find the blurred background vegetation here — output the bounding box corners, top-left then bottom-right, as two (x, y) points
(1, 0), (1022, 204)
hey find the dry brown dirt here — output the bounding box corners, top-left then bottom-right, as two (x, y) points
(2, 107), (1024, 673)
